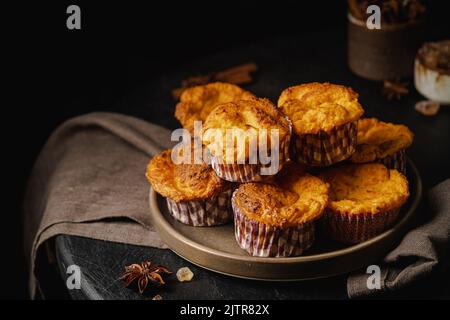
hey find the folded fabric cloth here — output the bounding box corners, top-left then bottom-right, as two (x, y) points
(24, 112), (450, 299)
(347, 178), (450, 298)
(23, 112), (173, 298)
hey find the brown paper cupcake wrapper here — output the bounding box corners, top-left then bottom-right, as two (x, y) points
(166, 189), (233, 227)
(232, 192), (315, 257)
(210, 131), (291, 183)
(321, 208), (400, 244)
(293, 121), (358, 167)
(379, 149), (406, 175)
(211, 160), (266, 183)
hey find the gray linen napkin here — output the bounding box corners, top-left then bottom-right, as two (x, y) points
(23, 112), (174, 298)
(347, 179), (450, 298)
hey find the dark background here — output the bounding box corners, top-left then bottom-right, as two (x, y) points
(5, 1), (450, 299)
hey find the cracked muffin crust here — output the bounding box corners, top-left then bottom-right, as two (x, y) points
(175, 82), (255, 132)
(233, 162), (329, 228)
(278, 82), (364, 134)
(350, 118), (413, 163)
(320, 163), (409, 215)
(203, 97), (291, 163)
(146, 150), (227, 202)
(146, 149), (233, 226)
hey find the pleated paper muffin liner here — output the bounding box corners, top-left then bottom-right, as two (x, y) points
(232, 193), (315, 257)
(293, 121), (358, 167)
(378, 149), (406, 175)
(210, 130), (291, 183)
(321, 208), (400, 244)
(166, 189), (233, 227)
(211, 159), (268, 183)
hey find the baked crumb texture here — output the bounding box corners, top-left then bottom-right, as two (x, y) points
(278, 82), (364, 134)
(175, 82), (255, 133)
(350, 118), (413, 174)
(278, 83), (364, 166)
(319, 163), (409, 243)
(146, 150), (233, 226)
(204, 98), (292, 182)
(232, 162), (329, 257)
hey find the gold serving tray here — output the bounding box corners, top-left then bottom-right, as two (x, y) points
(149, 158), (422, 281)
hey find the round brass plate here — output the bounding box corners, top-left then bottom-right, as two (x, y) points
(149, 158), (422, 281)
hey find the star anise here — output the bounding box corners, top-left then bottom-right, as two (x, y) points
(120, 260), (172, 293)
(382, 80), (409, 100)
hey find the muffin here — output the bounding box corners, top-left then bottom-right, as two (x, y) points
(175, 82), (255, 133)
(146, 149), (232, 226)
(319, 163), (409, 244)
(203, 98), (292, 182)
(278, 82), (364, 166)
(350, 118), (414, 174)
(232, 163), (329, 257)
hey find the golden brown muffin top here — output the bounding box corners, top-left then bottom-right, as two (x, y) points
(278, 82), (364, 134)
(233, 162), (329, 228)
(203, 98), (291, 162)
(146, 150), (228, 202)
(350, 118), (414, 163)
(319, 163), (409, 215)
(175, 82), (255, 132)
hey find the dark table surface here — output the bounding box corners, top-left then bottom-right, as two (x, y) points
(51, 30), (450, 300)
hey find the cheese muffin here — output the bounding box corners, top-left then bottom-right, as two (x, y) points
(350, 118), (413, 174)
(232, 162), (329, 257)
(203, 98), (292, 182)
(175, 82), (255, 132)
(319, 163), (409, 243)
(146, 149), (232, 226)
(278, 82), (364, 166)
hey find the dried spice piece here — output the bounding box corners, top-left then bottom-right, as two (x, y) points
(172, 62), (257, 100)
(382, 80), (409, 100)
(152, 294), (163, 300)
(348, 0), (426, 24)
(176, 267), (194, 282)
(120, 260), (172, 294)
(415, 100), (440, 116)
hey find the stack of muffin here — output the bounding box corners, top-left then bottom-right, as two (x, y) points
(146, 82), (413, 257)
